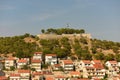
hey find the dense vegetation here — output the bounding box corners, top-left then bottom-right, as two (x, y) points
(0, 28), (120, 62)
(41, 28), (85, 34)
(0, 33), (40, 58)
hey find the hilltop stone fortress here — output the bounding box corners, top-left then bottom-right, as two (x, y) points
(37, 33), (91, 39)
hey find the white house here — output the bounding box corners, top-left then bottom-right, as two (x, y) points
(45, 54), (57, 65)
(9, 73), (21, 80)
(18, 69), (30, 80)
(17, 59), (28, 69)
(61, 60), (74, 71)
(105, 61), (118, 67)
(105, 61), (119, 76)
(79, 60), (91, 70)
(31, 59), (41, 72)
(5, 57), (15, 69)
(33, 52), (42, 60)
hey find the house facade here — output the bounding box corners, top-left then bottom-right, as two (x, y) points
(31, 59), (41, 72)
(9, 73), (21, 80)
(17, 59), (28, 69)
(61, 60), (74, 71)
(18, 70), (30, 80)
(5, 57), (15, 69)
(33, 52), (42, 60)
(45, 54), (57, 65)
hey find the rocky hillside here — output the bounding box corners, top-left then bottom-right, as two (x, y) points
(0, 28), (120, 61)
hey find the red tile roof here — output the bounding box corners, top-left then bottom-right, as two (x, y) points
(18, 70), (30, 73)
(46, 77), (54, 80)
(86, 66), (94, 69)
(45, 54), (57, 56)
(108, 61), (117, 64)
(93, 64), (104, 69)
(73, 79), (89, 80)
(82, 60), (91, 64)
(31, 59), (41, 63)
(63, 60), (73, 64)
(92, 60), (101, 64)
(34, 52), (42, 54)
(6, 57), (15, 60)
(54, 64), (61, 67)
(10, 73), (20, 77)
(0, 76), (7, 80)
(18, 59), (27, 63)
(70, 71), (80, 75)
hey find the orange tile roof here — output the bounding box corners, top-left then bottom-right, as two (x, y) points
(34, 52), (42, 54)
(70, 71), (80, 75)
(86, 66), (94, 69)
(31, 59), (41, 63)
(92, 60), (101, 64)
(18, 59), (27, 63)
(54, 64), (61, 67)
(108, 61), (117, 64)
(45, 54), (57, 56)
(6, 57), (15, 60)
(0, 76), (7, 80)
(73, 79), (89, 80)
(46, 77), (54, 80)
(82, 60), (91, 64)
(63, 60), (73, 64)
(10, 73), (20, 77)
(18, 70), (30, 73)
(93, 64), (104, 69)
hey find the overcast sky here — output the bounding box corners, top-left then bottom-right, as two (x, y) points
(0, 0), (120, 42)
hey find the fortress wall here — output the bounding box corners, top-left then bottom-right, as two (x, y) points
(37, 33), (91, 39)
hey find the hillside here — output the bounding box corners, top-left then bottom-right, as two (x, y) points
(0, 28), (120, 61)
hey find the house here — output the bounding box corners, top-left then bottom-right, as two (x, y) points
(31, 59), (41, 72)
(105, 61), (118, 67)
(5, 57), (15, 69)
(0, 76), (8, 80)
(61, 60), (74, 71)
(69, 71), (81, 78)
(79, 60), (91, 71)
(9, 73), (21, 80)
(18, 69), (30, 80)
(33, 52), (42, 60)
(45, 54), (57, 65)
(81, 60), (105, 78)
(117, 62), (120, 67)
(105, 61), (119, 76)
(52, 64), (61, 71)
(31, 72), (43, 80)
(55, 75), (66, 80)
(17, 59), (28, 69)
(92, 64), (105, 78)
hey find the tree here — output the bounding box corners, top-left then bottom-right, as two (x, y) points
(115, 54), (120, 62)
(10, 66), (15, 71)
(105, 54), (115, 61)
(41, 29), (45, 33)
(22, 65), (29, 70)
(94, 53), (105, 60)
